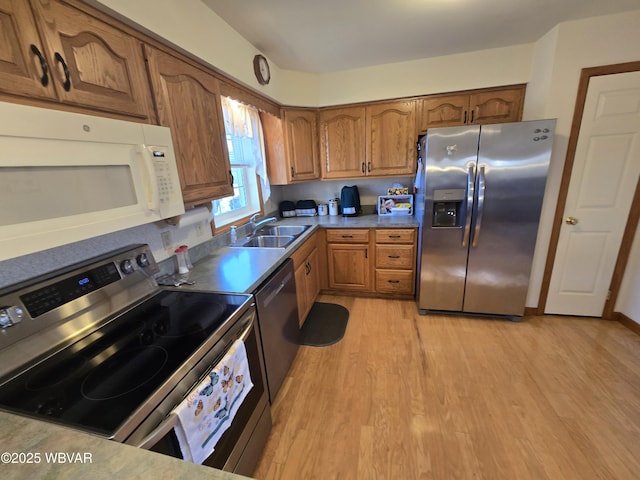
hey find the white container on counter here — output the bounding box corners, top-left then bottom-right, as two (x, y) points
(318, 204), (328, 215)
(329, 199), (339, 216)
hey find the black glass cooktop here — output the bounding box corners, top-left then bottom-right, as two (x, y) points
(0, 290), (245, 436)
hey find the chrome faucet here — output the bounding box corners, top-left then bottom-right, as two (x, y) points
(249, 213), (277, 234)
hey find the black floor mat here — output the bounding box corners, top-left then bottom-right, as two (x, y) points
(300, 302), (349, 347)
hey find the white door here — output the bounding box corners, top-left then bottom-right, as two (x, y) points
(546, 71), (640, 316)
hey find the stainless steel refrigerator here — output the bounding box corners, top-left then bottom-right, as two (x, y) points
(415, 119), (556, 317)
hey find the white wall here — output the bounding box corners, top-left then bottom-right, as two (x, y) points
(523, 10), (640, 318)
(315, 45), (533, 106)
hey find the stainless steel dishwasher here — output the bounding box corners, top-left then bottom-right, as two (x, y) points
(254, 259), (300, 403)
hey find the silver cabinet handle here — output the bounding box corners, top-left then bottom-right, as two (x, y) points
(462, 164), (475, 247)
(471, 166), (486, 248)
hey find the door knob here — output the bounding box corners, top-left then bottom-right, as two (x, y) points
(565, 216), (579, 225)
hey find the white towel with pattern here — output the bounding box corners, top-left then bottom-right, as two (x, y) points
(173, 339), (253, 464)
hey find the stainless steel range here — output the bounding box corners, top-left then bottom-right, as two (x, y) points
(0, 245), (271, 476)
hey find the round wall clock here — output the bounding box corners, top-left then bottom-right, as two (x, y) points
(253, 54), (271, 85)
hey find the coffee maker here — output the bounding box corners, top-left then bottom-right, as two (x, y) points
(340, 185), (361, 216)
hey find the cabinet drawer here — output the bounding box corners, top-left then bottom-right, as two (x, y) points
(375, 270), (414, 294)
(326, 228), (369, 243)
(376, 245), (414, 269)
(375, 229), (415, 244)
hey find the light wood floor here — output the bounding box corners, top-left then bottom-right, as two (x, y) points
(252, 295), (640, 480)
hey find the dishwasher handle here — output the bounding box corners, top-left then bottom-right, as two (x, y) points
(261, 271), (293, 307)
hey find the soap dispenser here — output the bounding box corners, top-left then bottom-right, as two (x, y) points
(174, 245), (191, 274)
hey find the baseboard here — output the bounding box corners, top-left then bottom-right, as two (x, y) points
(615, 311), (640, 336)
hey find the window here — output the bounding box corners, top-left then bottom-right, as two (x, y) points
(212, 97), (270, 228)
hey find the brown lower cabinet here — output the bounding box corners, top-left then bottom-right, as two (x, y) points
(374, 229), (416, 295)
(324, 227), (417, 297)
(289, 231), (321, 327)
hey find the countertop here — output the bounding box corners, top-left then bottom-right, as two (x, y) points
(0, 411), (248, 480)
(184, 213), (419, 294)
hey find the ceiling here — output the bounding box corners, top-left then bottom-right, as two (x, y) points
(202, 0), (640, 73)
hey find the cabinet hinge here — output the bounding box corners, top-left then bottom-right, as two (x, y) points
(606, 290), (611, 301)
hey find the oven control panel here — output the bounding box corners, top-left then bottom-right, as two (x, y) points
(0, 244), (160, 371)
(20, 263), (122, 318)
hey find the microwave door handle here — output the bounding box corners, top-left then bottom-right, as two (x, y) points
(471, 165), (486, 248)
(139, 146), (161, 214)
(135, 413), (178, 449)
(462, 164), (475, 247)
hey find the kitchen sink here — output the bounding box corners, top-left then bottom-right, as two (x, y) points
(254, 225), (311, 236)
(239, 235), (296, 248)
(231, 224), (312, 249)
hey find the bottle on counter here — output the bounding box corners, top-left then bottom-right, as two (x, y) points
(230, 225), (238, 243)
(175, 245), (191, 274)
(329, 199), (339, 216)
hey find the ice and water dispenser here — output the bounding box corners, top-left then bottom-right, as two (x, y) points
(432, 189), (465, 227)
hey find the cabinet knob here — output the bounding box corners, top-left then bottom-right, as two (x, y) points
(565, 216), (579, 225)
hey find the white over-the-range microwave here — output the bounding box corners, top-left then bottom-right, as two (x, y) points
(0, 102), (185, 262)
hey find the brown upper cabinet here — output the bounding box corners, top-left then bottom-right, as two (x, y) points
(418, 85), (525, 132)
(366, 101), (416, 176)
(144, 45), (233, 206)
(0, 0), (155, 121)
(320, 101), (416, 179)
(285, 109), (319, 181)
(263, 108), (319, 184)
(319, 106), (367, 179)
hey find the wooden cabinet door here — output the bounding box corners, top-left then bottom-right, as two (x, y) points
(327, 243), (371, 291)
(294, 261), (309, 327)
(319, 106), (366, 179)
(0, 0), (56, 100)
(306, 248), (320, 306)
(419, 94), (469, 132)
(469, 86), (524, 125)
(144, 45), (233, 206)
(284, 109), (319, 181)
(367, 101), (416, 176)
(294, 247), (321, 327)
(28, 0), (154, 120)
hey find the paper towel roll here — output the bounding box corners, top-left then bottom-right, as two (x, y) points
(177, 206), (212, 228)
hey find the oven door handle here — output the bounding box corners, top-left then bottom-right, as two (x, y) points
(136, 413), (178, 449)
(135, 314), (255, 450)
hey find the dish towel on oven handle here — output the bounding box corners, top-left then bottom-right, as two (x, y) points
(172, 339), (254, 464)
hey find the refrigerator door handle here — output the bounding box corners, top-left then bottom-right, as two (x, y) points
(462, 164), (475, 247)
(471, 165), (486, 248)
